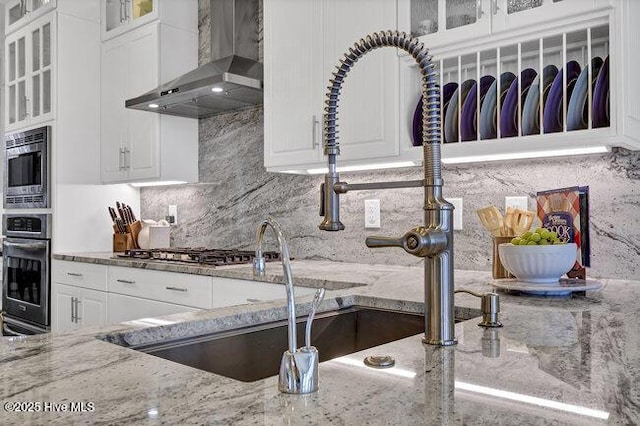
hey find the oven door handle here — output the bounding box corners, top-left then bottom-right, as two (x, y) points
(3, 240), (47, 251)
(2, 322), (29, 337)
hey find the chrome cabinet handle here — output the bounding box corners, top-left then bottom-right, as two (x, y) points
(123, 147), (130, 170)
(71, 296), (76, 323)
(116, 279), (135, 284)
(67, 272), (83, 277)
(75, 299), (82, 323)
(165, 286), (187, 292)
(312, 115), (320, 149)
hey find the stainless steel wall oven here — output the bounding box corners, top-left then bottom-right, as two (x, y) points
(4, 126), (51, 208)
(2, 214), (52, 335)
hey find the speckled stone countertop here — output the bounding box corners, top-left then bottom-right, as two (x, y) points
(2, 256), (639, 425)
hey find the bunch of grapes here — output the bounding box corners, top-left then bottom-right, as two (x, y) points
(511, 228), (567, 246)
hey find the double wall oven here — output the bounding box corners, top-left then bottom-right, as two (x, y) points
(2, 126), (52, 336)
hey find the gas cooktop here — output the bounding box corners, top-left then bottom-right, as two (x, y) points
(117, 248), (281, 267)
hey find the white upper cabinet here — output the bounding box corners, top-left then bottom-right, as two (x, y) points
(402, 0), (610, 48)
(100, 2), (199, 184)
(264, 0), (400, 173)
(101, 0), (197, 41)
(4, 13), (53, 131)
(4, 0), (57, 35)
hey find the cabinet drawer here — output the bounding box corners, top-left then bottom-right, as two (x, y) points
(107, 293), (199, 324)
(211, 277), (317, 308)
(52, 260), (108, 291)
(107, 266), (212, 309)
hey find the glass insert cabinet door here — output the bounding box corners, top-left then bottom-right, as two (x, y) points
(408, 0), (492, 47)
(105, 0), (155, 33)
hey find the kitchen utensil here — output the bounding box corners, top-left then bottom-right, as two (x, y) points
(492, 236), (515, 279)
(305, 288), (325, 348)
(127, 205), (137, 222)
(503, 207), (516, 236)
(476, 206), (504, 237)
(512, 209), (536, 235)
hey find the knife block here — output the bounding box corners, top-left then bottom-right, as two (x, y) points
(113, 233), (136, 252)
(126, 220), (142, 249)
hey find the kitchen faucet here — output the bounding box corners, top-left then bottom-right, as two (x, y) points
(253, 216), (324, 393)
(319, 30), (456, 346)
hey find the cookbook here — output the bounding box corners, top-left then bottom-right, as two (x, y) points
(536, 186), (590, 279)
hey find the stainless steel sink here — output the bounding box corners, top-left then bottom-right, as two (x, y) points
(132, 306), (476, 382)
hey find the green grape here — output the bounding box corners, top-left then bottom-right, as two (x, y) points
(530, 233), (541, 242)
(539, 229), (551, 240)
(527, 241), (538, 245)
(511, 237), (522, 245)
(538, 239), (550, 245)
(522, 231), (533, 240)
(534, 227), (545, 234)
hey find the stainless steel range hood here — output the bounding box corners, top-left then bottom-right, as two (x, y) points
(125, 0), (262, 118)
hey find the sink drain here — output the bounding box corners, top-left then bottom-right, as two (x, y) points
(363, 355), (395, 369)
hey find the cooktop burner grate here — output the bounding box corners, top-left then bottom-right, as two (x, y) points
(117, 248), (282, 266)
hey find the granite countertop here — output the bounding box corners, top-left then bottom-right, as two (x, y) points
(2, 255), (639, 424)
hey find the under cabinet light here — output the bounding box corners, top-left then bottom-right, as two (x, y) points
(441, 145), (609, 164)
(129, 180), (188, 187)
(211, 87), (224, 93)
(148, 103), (160, 109)
(306, 160), (420, 175)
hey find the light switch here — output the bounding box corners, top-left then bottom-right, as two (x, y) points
(449, 198), (463, 230)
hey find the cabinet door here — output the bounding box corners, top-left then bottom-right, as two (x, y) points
(126, 24), (159, 180)
(103, 0), (157, 41)
(101, 37), (128, 182)
(5, 31), (28, 129)
(78, 288), (107, 328)
(264, 0), (324, 169)
(107, 293), (198, 324)
(402, 0), (492, 49)
(322, 0), (400, 162)
(5, 0), (28, 35)
(493, 0), (606, 33)
(211, 278), (318, 308)
(28, 16), (53, 124)
(52, 283), (77, 333)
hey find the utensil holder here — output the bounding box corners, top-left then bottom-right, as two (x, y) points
(492, 236), (515, 279)
(113, 233), (136, 252)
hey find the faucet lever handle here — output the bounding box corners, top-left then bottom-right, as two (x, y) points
(366, 227), (448, 258)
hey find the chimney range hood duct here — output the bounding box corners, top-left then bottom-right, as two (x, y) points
(125, 0), (262, 118)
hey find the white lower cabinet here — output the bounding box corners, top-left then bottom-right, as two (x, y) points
(52, 260), (321, 330)
(52, 283), (107, 333)
(106, 293), (199, 324)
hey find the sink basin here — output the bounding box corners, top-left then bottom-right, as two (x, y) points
(133, 306), (474, 382)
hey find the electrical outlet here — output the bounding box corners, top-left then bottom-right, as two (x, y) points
(364, 199), (381, 228)
(167, 205), (178, 226)
(449, 198), (463, 230)
(505, 196), (528, 212)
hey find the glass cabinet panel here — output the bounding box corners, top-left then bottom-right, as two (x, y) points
(9, 42), (16, 81)
(105, 0), (125, 32)
(18, 81), (26, 121)
(8, 1), (28, 26)
(18, 37), (25, 78)
(132, 0), (153, 19)
(32, 28), (40, 72)
(43, 70), (51, 114)
(507, 0), (543, 14)
(43, 23), (51, 66)
(446, 0), (477, 30)
(411, 0), (438, 37)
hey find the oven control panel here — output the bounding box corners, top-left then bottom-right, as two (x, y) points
(3, 213), (51, 239)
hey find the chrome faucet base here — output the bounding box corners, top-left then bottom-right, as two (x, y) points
(422, 337), (458, 346)
(279, 347), (320, 394)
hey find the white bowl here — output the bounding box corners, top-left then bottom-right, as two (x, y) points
(498, 243), (577, 283)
